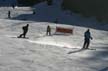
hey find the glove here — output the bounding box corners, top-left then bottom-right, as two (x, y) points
(91, 37), (93, 40)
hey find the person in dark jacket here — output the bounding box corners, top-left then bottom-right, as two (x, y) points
(8, 11), (11, 18)
(83, 29), (93, 49)
(46, 25), (51, 36)
(18, 24), (29, 38)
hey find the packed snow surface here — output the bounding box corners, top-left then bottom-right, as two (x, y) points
(0, 0), (108, 71)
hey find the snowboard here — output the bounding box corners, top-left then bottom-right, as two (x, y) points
(17, 36), (29, 39)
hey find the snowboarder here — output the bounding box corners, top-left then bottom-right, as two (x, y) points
(18, 24), (29, 38)
(83, 29), (93, 49)
(46, 25), (51, 36)
(8, 11), (11, 18)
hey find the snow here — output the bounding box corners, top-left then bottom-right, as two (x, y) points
(0, 0), (108, 71)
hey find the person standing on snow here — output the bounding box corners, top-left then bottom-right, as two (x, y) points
(18, 24), (29, 38)
(46, 25), (51, 36)
(83, 29), (93, 49)
(8, 11), (11, 18)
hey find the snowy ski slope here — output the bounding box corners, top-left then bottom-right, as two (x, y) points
(0, 0), (108, 71)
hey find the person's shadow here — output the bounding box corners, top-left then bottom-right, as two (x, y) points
(68, 48), (86, 54)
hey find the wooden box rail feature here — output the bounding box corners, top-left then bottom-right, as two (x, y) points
(56, 27), (73, 34)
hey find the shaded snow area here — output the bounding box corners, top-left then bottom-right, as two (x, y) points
(0, 0), (108, 71)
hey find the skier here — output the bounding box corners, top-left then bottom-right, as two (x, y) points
(83, 29), (93, 49)
(32, 9), (36, 14)
(46, 25), (51, 36)
(18, 24), (29, 38)
(8, 11), (11, 18)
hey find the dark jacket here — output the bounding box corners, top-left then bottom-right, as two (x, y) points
(47, 25), (51, 32)
(22, 24), (29, 32)
(84, 30), (92, 41)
